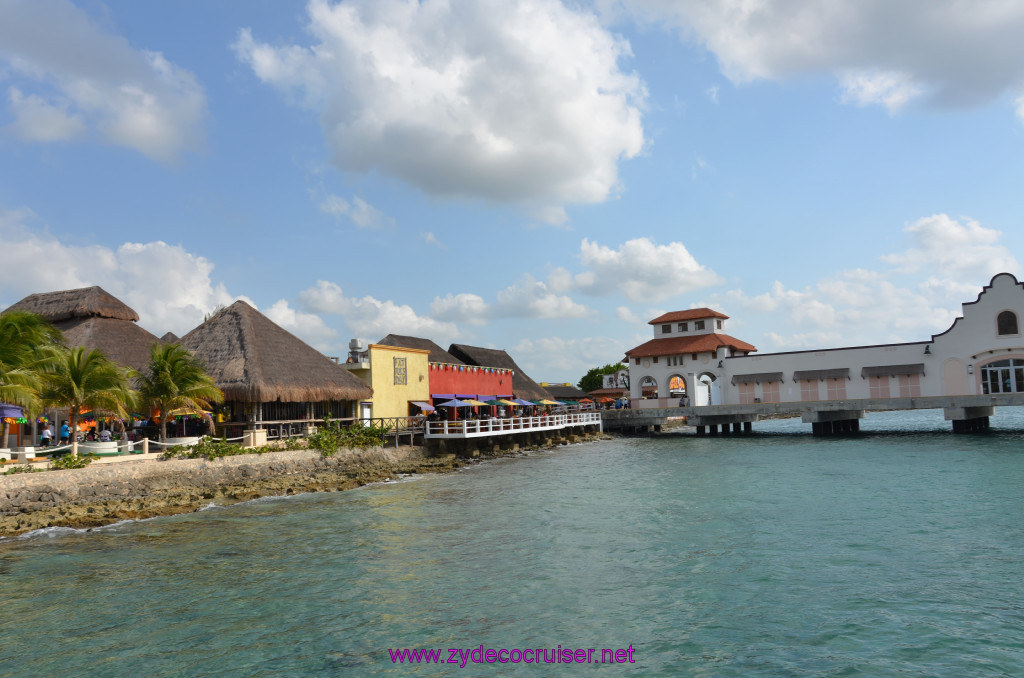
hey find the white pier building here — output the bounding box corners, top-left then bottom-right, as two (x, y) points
(621, 272), (1024, 434)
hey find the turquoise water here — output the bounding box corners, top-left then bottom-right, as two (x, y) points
(4, 411), (1024, 676)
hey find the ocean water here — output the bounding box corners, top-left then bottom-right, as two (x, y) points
(3, 410), (1024, 676)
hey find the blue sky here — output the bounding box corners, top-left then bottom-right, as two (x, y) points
(2, 0), (1023, 384)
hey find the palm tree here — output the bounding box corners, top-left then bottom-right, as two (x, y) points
(137, 343), (223, 441)
(42, 346), (138, 444)
(0, 310), (63, 444)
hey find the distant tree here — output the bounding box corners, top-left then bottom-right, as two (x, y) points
(42, 346), (138, 445)
(137, 343), (224, 441)
(577, 362), (628, 393)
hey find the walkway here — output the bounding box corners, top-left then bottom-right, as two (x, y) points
(424, 412), (603, 439)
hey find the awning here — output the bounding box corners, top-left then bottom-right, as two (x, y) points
(0, 403), (24, 419)
(456, 394), (476, 399)
(431, 394), (455, 400)
(731, 372), (783, 386)
(793, 368), (851, 381)
(411, 401), (435, 411)
(476, 395), (496, 402)
(861, 363), (926, 378)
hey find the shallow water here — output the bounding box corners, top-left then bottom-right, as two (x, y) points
(3, 410), (1024, 676)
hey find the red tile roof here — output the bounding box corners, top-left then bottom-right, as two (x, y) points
(624, 333), (756, 358)
(648, 308), (729, 324)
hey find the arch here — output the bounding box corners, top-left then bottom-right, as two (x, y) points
(978, 357), (1024, 394)
(997, 310), (1019, 336)
(668, 374), (687, 394)
(696, 372), (719, 406)
(638, 375), (658, 399)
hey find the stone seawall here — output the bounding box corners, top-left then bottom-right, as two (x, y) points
(0, 446), (454, 536)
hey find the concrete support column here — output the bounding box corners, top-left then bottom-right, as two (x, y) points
(696, 426), (706, 436)
(743, 421), (753, 434)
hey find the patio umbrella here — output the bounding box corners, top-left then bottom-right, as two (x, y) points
(511, 398), (534, 406)
(436, 398), (471, 408)
(461, 399), (490, 406)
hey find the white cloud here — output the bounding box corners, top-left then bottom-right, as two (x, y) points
(705, 84), (718, 104)
(234, 0), (646, 222)
(421, 231), (446, 249)
(712, 213), (1017, 350)
(298, 280), (459, 342)
(7, 87), (85, 141)
(319, 193), (393, 229)
(494, 276), (593, 319)
(265, 299), (340, 353)
(514, 334), (628, 384)
(0, 0), (206, 161)
(574, 237), (722, 301)
(839, 70), (922, 113)
(431, 293), (488, 325)
(607, 0), (1024, 116)
(0, 207), (238, 336)
(615, 306), (641, 324)
(881, 214), (1018, 279)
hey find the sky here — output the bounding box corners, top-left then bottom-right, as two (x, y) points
(1, 0), (1023, 385)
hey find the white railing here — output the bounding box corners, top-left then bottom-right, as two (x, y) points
(424, 412), (602, 438)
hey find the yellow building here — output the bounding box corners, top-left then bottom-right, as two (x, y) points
(343, 344), (431, 421)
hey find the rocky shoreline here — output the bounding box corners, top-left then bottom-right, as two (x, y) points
(0, 446), (467, 537)
(1, 435), (608, 537)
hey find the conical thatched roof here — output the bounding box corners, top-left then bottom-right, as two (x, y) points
(180, 300), (372, 403)
(160, 331), (180, 343)
(60, 317), (162, 372)
(7, 286), (158, 371)
(447, 344), (553, 401)
(543, 384), (589, 401)
(376, 334), (464, 365)
(7, 286), (139, 322)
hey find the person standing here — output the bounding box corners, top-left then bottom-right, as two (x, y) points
(59, 420), (71, 444)
(40, 424), (53, 447)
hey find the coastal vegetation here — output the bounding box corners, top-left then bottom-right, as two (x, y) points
(307, 415), (392, 457)
(137, 343), (224, 440)
(41, 346), (138, 440)
(0, 310), (64, 444)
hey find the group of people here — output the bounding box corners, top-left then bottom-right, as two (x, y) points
(37, 421), (71, 447)
(37, 421), (113, 447)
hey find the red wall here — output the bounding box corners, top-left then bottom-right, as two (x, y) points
(428, 363), (513, 398)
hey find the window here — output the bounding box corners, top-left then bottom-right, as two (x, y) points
(716, 320), (722, 329)
(800, 379), (819, 401)
(678, 322), (688, 332)
(393, 357), (407, 385)
(653, 356), (658, 363)
(997, 311), (1019, 335)
(691, 353), (698, 360)
(980, 358), (1024, 394)
(662, 324), (672, 334)
(869, 376), (890, 399)
(695, 320), (705, 330)
(898, 373), (920, 397)
(738, 383), (755, 404)
(826, 378), (846, 400)
(761, 381), (780, 402)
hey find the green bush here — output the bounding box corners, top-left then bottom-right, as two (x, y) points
(50, 453), (97, 470)
(3, 464), (40, 475)
(307, 416), (391, 457)
(163, 436), (249, 461)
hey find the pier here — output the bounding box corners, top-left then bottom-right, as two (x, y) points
(602, 393), (1024, 435)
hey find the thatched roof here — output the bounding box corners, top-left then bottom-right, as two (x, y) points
(160, 331), (180, 343)
(376, 334), (464, 365)
(447, 344), (553, 401)
(180, 300), (372, 403)
(58, 316), (162, 372)
(7, 286), (139, 323)
(543, 384), (589, 401)
(7, 286), (158, 371)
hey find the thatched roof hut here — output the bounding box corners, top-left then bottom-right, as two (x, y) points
(180, 300), (372, 403)
(160, 331), (180, 343)
(447, 344), (553, 401)
(376, 334), (464, 365)
(6, 286), (160, 371)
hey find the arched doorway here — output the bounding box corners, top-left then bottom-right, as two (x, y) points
(638, 375), (658, 399)
(697, 372), (719, 406)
